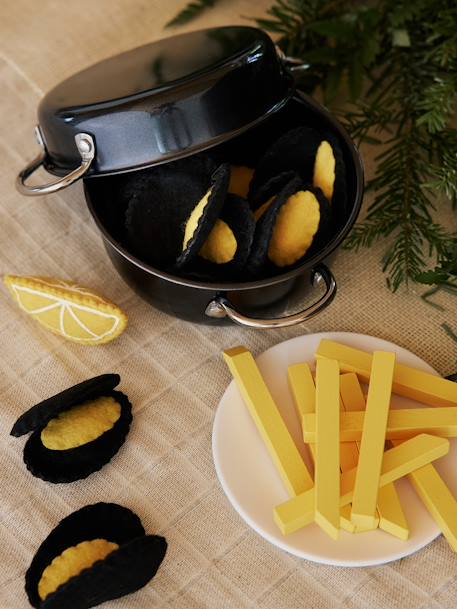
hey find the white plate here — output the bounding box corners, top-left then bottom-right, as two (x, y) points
(212, 332), (457, 567)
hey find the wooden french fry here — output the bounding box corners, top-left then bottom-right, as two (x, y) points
(303, 407), (457, 442)
(340, 372), (409, 540)
(315, 358), (341, 540)
(223, 347), (313, 497)
(274, 434), (449, 535)
(351, 352), (396, 529)
(288, 363), (358, 533)
(316, 339), (457, 408)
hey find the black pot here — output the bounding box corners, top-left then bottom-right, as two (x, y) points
(16, 26), (363, 328)
(84, 92), (363, 327)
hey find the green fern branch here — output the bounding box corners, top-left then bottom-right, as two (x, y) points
(166, 0), (220, 27)
(167, 0), (457, 292)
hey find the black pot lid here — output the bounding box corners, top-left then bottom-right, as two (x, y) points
(11, 374), (121, 436)
(37, 26), (294, 178)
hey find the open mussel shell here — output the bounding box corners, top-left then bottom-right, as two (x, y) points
(248, 126), (322, 198)
(25, 503), (167, 609)
(124, 155), (224, 269)
(23, 390), (132, 483)
(248, 176), (332, 276)
(182, 194), (255, 281)
(11, 374), (120, 437)
(175, 163), (230, 268)
(11, 375), (132, 483)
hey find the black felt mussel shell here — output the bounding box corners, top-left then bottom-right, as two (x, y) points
(11, 375), (132, 483)
(247, 176), (332, 277)
(25, 502), (167, 609)
(11, 374), (120, 437)
(248, 126), (322, 198)
(175, 163), (230, 268)
(181, 193), (255, 281)
(249, 170), (297, 213)
(124, 155), (229, 270)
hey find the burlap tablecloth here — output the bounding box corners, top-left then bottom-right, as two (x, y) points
(1, 2), (457, 607)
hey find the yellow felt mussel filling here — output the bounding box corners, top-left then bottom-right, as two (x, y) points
(40, 396), (121, 450)
(254, 196), (275, 222)
(199, 220), (237, 264)
(38, 539), (119, 600)
(268, 190), (321, 267)
(182, 188), (212, 250)
(313, 140), (336, 201)
(228, 166), (254, 199)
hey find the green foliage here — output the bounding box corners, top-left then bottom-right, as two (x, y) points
(168, 0), (457, 293)
(166, 0), (219, 27)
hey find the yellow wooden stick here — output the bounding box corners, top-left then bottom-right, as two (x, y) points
(274, 434), (449, 535)
(340, 373), (409, 540)
(288, 364), (357, 532)
(303, 407), (457, 442)
(390, 440), (457, 552)
(350, 352), (396, 528)
(316, 339), (457, 408)
(223, 347), (313, 497)
(314, 359), (341, 539)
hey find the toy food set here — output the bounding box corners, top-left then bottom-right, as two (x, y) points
(4, 276), (127, 345)
(223, 340), (457, 552)
(16, 26), (363, 326)
(11, 374), (132, 483)
(25, 503), (166, 609)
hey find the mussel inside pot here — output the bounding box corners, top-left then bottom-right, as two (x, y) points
(93, 97), (351, 285)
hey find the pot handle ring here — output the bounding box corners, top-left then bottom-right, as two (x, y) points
(205, 264), (336, 329)
(16, 127), (95, 196)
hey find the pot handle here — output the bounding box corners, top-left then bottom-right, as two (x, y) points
(276, 46), (310, 74)
(205, 264), (336, 329)
(16, 127), (95, 196)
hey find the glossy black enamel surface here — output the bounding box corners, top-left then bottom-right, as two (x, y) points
(84, 92), (364, 324)
(38, 26), (293, 176)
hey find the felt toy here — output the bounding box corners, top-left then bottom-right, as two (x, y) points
(228, 165), (254, 199)
(124, 155), (229, 270)
(248, 126), (346, 209)
(4, 275), (127, 345)
(11, 374), (132, 483)
(248, 176), (332, 274)
(182, 194), (255, 281)
(312, 134), (347, 208)
(25, 503), (167, 609)
(248, 126), (322, 198)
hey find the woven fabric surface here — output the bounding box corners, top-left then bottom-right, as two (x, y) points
(1, 1), (457, 608)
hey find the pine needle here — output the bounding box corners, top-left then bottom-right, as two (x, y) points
(166, 0), (219, 27)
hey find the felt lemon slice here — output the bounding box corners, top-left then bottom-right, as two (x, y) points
(4, 276), (127, 345)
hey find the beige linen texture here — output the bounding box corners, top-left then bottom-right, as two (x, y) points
(1, 1), (457, 608)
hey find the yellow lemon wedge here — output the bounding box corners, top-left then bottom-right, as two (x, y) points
(4, 275), (127, 345)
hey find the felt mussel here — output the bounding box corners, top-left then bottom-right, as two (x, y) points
(312, 132), (347, 209)
(248, 126), (322, 198)
(183, 193), (255, 281)
(175, 163), (230, 268)
(248, 175), (332, 275)
(248, 126), (346, 208)
(124, 155), (229, 270)
(11, 374), (132, 483)
(25, 502), (167, 609)
(250, 170), (297, 220)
